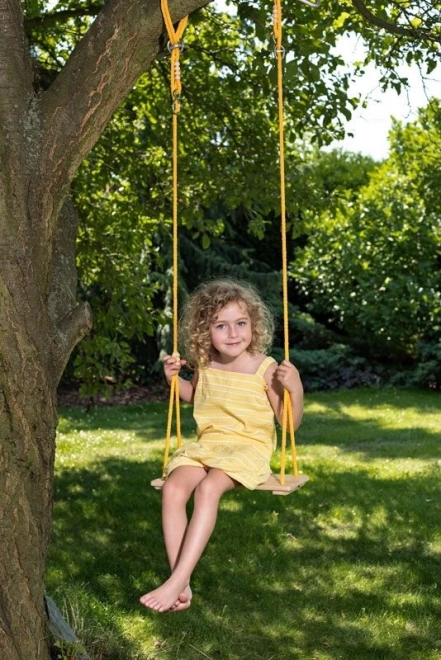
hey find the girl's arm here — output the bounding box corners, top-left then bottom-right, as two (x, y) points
(265, 359), (304, 428)
(163, 354), (197, 404)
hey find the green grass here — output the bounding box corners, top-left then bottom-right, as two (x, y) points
(47, 388), (441, 660)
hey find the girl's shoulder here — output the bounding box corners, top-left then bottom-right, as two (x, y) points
(244, 353), (276, 376)
(259, 355), (277, 379)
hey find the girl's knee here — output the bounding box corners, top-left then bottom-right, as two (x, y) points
(162, 478), (187, 505)
(193, 478), (223, 505)
(163, 471), (199, 504)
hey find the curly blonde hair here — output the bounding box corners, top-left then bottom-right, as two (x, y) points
(179, 279), (274, 368)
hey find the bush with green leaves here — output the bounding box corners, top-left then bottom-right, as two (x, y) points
(294, 105), (441, 367)
(270, 343), (376, 392)
(390, 340), (441, 389)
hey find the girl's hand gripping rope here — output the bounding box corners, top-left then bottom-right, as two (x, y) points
(163, 353), (187, 385)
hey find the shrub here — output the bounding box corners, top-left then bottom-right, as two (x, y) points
(271, 344), (378, 392)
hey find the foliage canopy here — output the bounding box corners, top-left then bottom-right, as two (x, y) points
(25, 0), (441, 393)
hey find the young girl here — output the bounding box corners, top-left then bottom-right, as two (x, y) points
(140, 279), (303, 613)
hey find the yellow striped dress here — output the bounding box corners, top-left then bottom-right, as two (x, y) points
(164, 356), (277, 489)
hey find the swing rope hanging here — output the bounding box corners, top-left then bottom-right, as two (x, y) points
(159, 0), (188, 476)
(151, 0), (309, 496)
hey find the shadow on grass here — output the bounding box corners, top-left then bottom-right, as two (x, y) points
(48, 414), (441, 659)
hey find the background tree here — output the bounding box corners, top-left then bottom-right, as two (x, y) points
(294, 104), (441, 376)
(68, 1), (358, 392)
(67, 0), (441, 391)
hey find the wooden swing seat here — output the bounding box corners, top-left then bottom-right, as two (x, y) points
(151, 472), (308, 496)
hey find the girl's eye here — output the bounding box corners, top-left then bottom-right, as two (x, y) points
(215, 324), (225, 330)
(238, 321), (247, 327)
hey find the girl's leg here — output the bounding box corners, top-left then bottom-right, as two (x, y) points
(161, 466), (208, 572)
(140, 466), (206, 611)
(140, 468), (236, 612)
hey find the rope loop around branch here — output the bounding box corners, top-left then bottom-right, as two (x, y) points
(161, 0), (188, 114)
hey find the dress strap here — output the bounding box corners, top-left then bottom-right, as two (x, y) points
(255, 356), (276, 377)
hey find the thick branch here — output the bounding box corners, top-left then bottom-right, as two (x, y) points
(47, 197), (80, 326)
(351, 0), (441, 44)
(0, 0), (34, 224)
(37, 0), (210, 225)
(0, 0), (33, 130)
(53, 303), (92, 384)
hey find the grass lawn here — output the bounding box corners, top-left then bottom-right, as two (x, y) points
(47, 387), (441, 660)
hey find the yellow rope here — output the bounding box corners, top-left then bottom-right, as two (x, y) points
(273, 0), (298, 483)
(159, 0), (299, 484)
(160, 0), (188, 474)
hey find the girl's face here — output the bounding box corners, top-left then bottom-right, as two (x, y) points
(209, 301), (252, 361)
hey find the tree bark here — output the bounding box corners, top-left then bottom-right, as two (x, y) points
(0, 0), (209, 657)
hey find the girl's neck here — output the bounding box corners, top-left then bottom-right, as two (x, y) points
(209, 351), (265, 374)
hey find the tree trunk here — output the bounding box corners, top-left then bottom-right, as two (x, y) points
(0, 198), (91, 659)
(0, 0), (208, 657)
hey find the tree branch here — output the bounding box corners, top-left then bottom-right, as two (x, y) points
(351, 0), (441, 44)
(0, 0), (34, 200)
(47, 197), (80, 326)
(53, 302), (93, 384)
(36, 0), (210, 230)
(25, 4), (104, 35)
(47, 197), (93, 382)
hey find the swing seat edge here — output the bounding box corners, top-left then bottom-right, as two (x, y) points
(256, 473), (309, 495)
(150, 473), (309, 495)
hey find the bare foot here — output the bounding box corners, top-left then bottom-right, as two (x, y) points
(170, 585), (192, 612)
(139, 577), (187, 613)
